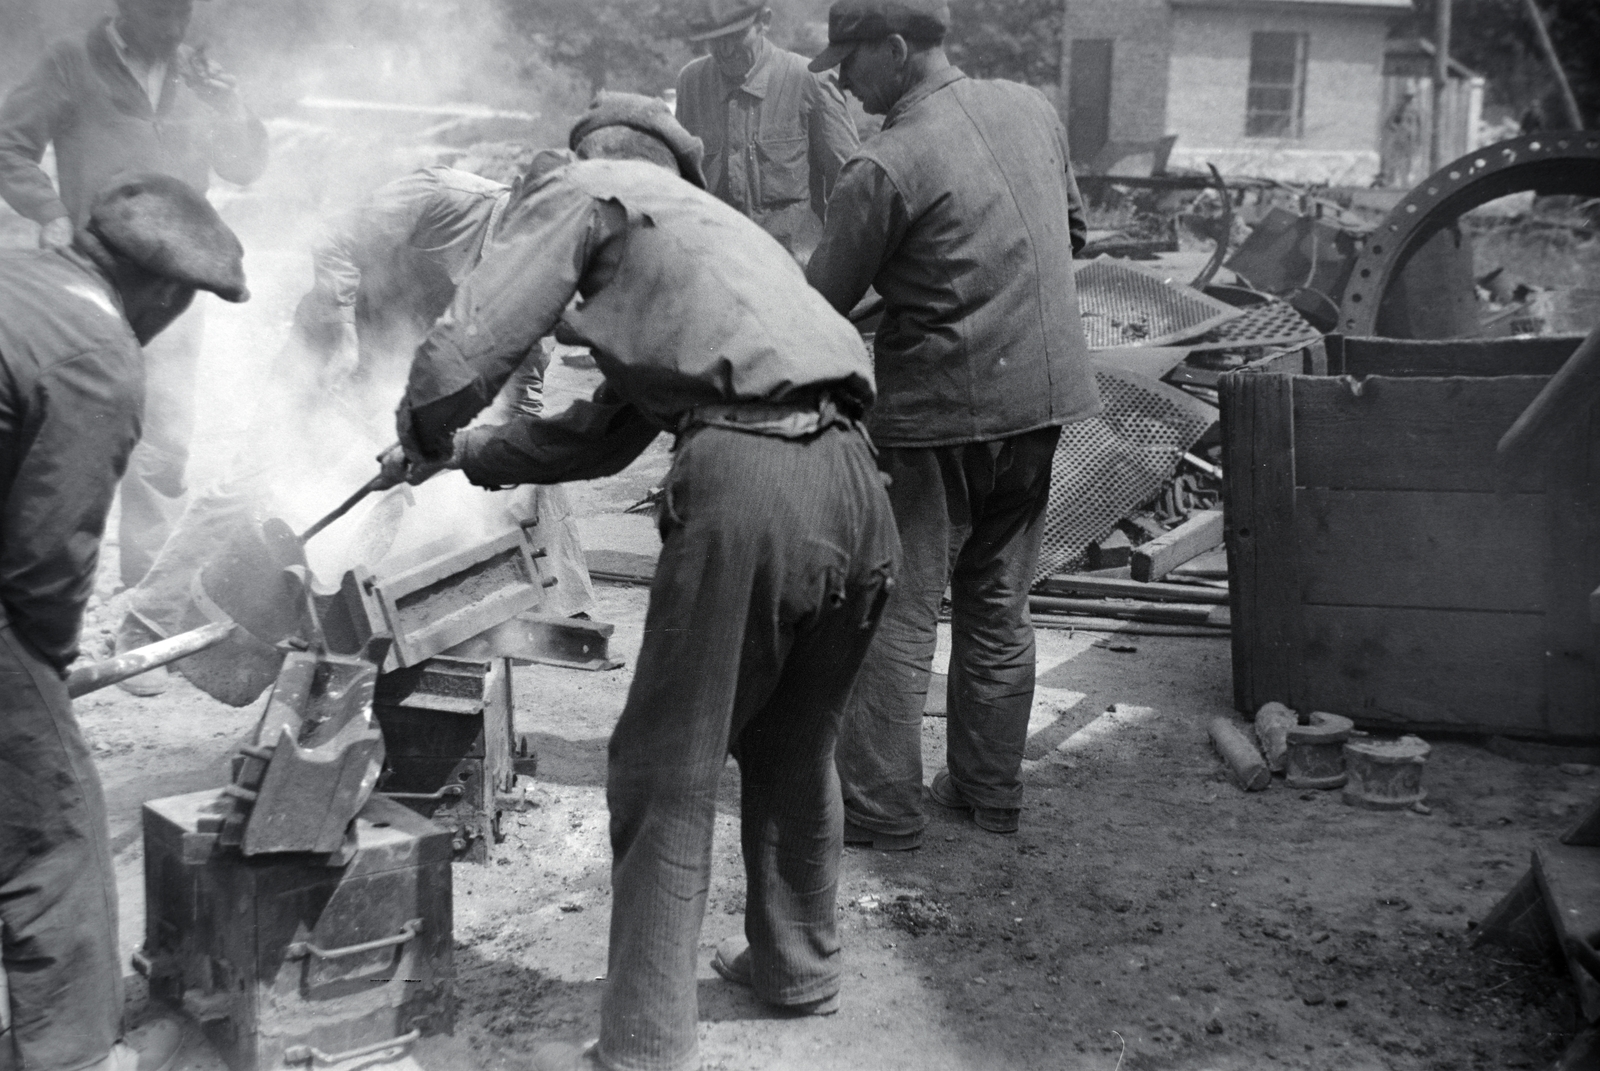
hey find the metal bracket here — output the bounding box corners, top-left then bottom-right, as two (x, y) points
(283, 1024), (423, 1066)
(286, 918), (422, 961)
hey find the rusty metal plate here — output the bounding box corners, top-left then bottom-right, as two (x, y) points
(1074, 257), (1243, 349)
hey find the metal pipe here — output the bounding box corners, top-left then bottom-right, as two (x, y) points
(1520, 0), (1583, 130)
(1430, 0), (1453, 172)
(66, 621), (235, 697)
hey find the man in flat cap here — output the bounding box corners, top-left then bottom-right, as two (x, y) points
(0, 0), (268, 598)
(380, 93), (897, 1071)
(805, 0), (1099, 850)
(675, 0), (858, 259)
(116, 160), (593, 698)
(0, 174), (248, 1071)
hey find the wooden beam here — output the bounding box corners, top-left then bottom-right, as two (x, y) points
(1037, 573), (1228, 605)
(1131, 510), (1224, 582)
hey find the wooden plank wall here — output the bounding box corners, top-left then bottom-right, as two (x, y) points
(1226, 335), (1600, 739)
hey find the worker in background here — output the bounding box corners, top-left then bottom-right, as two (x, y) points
(0, 0), (268, 595)
(379, 93), (898, 1071)
(0, 175), (248, 1071)
(116, 159), (587, 697)
(805, 0), (1099, 850)
(675, 0), (859, 260)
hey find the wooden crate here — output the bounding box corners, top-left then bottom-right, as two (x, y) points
(1221, 334), (1600, 741)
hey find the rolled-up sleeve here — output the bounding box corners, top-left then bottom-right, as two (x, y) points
(399, 179), (599, 460)
(804, 156), (906, 317)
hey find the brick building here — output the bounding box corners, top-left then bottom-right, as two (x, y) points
(1062, 0), (1414, 184)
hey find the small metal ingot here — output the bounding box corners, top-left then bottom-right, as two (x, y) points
(1284, 711), (1355, 789)
(1341, 734), (1431, 810)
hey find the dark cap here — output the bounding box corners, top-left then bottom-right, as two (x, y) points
(808, 0), (949, 72)
(85, 173), (247, 302)
(568, 92), (708, 189)
(684, 0), (766, 42)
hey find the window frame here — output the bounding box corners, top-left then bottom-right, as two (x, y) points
(1245, 31), (1309, 140)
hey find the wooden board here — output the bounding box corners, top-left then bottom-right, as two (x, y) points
(1292, 376), (1549, 493)
(1333, 334), (1583, 378)
(1541, 415), (1600, 738)
(1294, 489), (1547, 613)
(1038, 573), (1228, 605)
(1132, 510), (1224, 582)
(1297, 605), (1547, 733)
(1220, 373), (1300, 712)
(1533, 844), (1600, 1021)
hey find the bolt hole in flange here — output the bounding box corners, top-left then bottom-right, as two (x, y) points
(1338, 134), (1600, 339)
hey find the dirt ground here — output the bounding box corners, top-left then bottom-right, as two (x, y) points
(64, 353), (1589, 1071)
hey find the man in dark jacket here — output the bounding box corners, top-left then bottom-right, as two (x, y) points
(0, 0), (268, 590)
(805, 0), (1099, 849)
(382, 94), (898, 1071)
(0, 174), (247, 1071)
(675, 0), (858, 259)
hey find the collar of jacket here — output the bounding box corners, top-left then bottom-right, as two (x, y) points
(884, 65), (966, 130)
(88, 18), (180, 120)
(717, 37), (776, 101)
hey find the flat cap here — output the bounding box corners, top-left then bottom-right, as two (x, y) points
(568, 92), (708, 190)
(684, 0), (765, 41)
(86, 173), (248, 302)
(809, 0), (949, 72)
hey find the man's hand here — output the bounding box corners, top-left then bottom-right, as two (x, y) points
(373, 441), (458, 490)
(38, 217), (73, 251)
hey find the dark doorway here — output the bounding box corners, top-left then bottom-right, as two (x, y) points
(1067, 38), (1113, 166)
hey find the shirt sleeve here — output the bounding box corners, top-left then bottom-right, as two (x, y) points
(0, 343), (141, 671)
(805, 71), (858, 220)
(1059, 122), (1088, 256)
(305, 169), (443, 324)
(456, 380), (660, 487)
(804, 156), (907, 318)
(398, 178), (600, 460)
(0, 47), (74, 226)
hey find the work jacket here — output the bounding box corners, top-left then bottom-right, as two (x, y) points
(806, 68), (1100, 448)
(675, 42), (857, 256)
(398, 159), (874, 487)
(296, 165), (510, 379)
(0, 19), (267, 227)
(0, 249), (145, 671)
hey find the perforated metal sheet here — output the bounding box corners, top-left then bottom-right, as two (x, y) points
(1179, 298), (1320, 352)
(1035, 364), (1219, 584)
(1074, 257), (1243, 349)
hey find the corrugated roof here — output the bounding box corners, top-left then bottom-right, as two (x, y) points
(1172, 0), (1413, 11)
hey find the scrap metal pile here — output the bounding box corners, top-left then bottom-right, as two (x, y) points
(1031, 133), (1600, 632)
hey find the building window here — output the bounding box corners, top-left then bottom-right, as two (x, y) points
(1246, 32), (1308, 138)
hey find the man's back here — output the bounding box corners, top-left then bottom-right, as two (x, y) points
(0, 250), (144, 665)
(808, 70), (1098, 447)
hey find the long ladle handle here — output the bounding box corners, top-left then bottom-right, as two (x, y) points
(298, 475), (384, 545)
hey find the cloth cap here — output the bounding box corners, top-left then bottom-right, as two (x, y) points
(684, 0), (765, 42)
(85, 173), (247, 301)
(568, 92), (708, 190)
(808, 0), (949, 72)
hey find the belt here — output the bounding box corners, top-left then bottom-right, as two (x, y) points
(677, 392), (861, 441)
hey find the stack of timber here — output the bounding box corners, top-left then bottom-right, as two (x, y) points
(1221, 333), (1599, 741)
(1035, 511), (1230, 629)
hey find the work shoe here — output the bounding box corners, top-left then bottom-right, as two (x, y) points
(101, 1019), (186, 1071)
(842, 817), (921, 852)
(528, 1040), (606, 1070)
(711, 938), (839, 1016)
(929, 770), (1019, 834)
(114, 614), (169, 697)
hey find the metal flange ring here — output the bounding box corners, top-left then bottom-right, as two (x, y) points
(1339, 133), (1600, 337)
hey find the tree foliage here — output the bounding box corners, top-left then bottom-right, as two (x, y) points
(944, 0), (1062, 87)
(1410, 0), (1600, 127)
